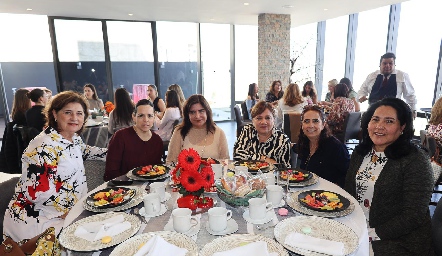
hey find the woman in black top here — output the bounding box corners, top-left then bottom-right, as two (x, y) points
(25, 88), (48, 132)
(265, 80), (283, 106)
(147, 84), (166, 119)
(11, 88), (31, 125)
(298, 105), (349, 188)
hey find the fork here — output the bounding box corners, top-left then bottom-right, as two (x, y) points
(255, 222), (277, 231)
(133, 208), (148, 224)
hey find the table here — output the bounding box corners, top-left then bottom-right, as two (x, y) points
(81, 124), (110, 148)
(64, 175), (369, 256)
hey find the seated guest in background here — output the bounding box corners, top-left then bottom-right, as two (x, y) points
(265, 80), (283, 106)
(245, 83), (260, 120)
(108, 88), (134, 135)
(84, 83), (104, 111)
(302, 81), (318, 105)
(326, 83), (355, 135)
(105, 99), (163, 181)
(340, 77), (360, 112)
(168, 84), (186, 108)
(3, 91), (107, 241)
(166, 94), (229, 165)
(11, 88), (31, 125)
(320, 79), (338, 106)
(44, 88), (53, 102)
(26, 88), (49, 133)
(298, 105), (349, 187)
(276, 83), (307, 128)
(147, 84), (166, 119)
(154, 90), (182, 141)
(234, 101), (292, 167)
(345, 98), (433, 255)
(427, 96), (442, 162)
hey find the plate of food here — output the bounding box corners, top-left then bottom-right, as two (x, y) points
(298, 190), (350, 212)
(85, 187), (136, 209)
(201, 158), (220, 165)
(235, 160), (270, 172)
(279, 169), (312, 183)
(131, 164), (169, 179)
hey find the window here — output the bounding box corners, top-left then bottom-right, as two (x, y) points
(235, 25), (258, 102)
(290, 22), (317, 86)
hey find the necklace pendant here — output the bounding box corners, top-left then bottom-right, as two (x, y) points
(371, 154), (378, 163)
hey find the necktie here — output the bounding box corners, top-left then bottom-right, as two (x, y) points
(382, 75), (388, 87)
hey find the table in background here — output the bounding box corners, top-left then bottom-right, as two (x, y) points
(64, 176), (369, 256)
(81, 124), (110, 148)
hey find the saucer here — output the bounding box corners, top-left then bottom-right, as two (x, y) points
(161, 192), (171, 202)
(243, 209), (274, 224)
(271, 199), (285, 208)
(139, 204), (167, 218)
(164, 218), (201, 237)
(205, 218), (238, 236)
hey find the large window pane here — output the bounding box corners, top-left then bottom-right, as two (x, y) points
(290, 23), (317, 86)
(107, 21), (154, 101)
(235, 25), (258, 102)
(156, 21), (198, 100)
(0, 14), (56, 118)
(322, 16), (348, 100)
(353, 6), (389, 111)
(54, 19), (109, 102)
(200, 23), (231, 121)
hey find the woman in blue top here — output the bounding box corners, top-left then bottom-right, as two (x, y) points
(245, 83), (259, 120)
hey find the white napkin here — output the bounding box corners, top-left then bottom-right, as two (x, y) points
(133, 235), (188, 256)
(284, 232), (345, 256)
(74, 214), (132, 242)
(213, 241), (277, 256)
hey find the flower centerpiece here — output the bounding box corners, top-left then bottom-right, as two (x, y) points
(104, 101), (115, 115)
(171, 148), (214, 210)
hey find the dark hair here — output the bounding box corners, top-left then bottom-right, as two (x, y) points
(270, 81), (283, 98)
(302, 81), (317, 98)
(45, 91), (89, 134)
(28, 88), (45, 103)
(165, 90), (182, 116)
(248, 83), (259, 100)
(355, 97), (415, 159)
(339, 77), (354, 92)
(297, 105), (331, 159)
(114, 88), (134, 126)
(380, 52), (396, 65)
(334, 83), (349, 98)
(148, 84), (158, 98)
(168, 84), (186, 105)
(84, 83), (99, 100)
(251, 101), (275, 119)
(177, 94), (215, 139)
(12, 89), (31, 121)
(134, 99), (153, 114)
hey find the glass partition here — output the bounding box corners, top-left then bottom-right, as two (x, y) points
(235, 25), (258, 102)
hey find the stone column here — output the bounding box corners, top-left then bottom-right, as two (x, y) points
(258, 13), (291, 99)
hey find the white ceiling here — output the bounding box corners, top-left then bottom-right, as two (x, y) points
(0, 0), (408, 27)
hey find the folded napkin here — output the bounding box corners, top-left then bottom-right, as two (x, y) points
(213, 241), (278, 256)
(74, 214), (132, 242)
(284, 232), (345, 256)
(133, 235), (188, 256)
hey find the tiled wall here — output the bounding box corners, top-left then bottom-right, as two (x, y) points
(258, 13), (291, 98)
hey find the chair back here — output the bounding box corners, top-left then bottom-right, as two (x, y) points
(336, 112), (361, 143)
(427, 135), (438, 159)
(84, 160), (106, 192)
(283, 113), (302, 144)
(432, 199), (442, 255)
(12, 125), (38, 169)
(0, 177), (19, 241)
(241, 101), (250, 120)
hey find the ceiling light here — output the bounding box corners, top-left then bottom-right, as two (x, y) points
(26, 8), (32, 11)
(128, 13), (133, 16)
(244, 3), (249, 6)
(282, 5), (294, 8)
(324, 8), (328, 11)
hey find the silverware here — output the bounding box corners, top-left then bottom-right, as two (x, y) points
(133, 208), (148, 224)
(255, 222), (277, 231)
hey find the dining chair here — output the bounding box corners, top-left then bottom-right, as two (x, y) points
(240, 101), (251, 121)
(234, 105), (249, 137)
(0, 177), (19, 243)
(84, 160), (106, 192)
(283, 113), (302, 168)
(335, 112), (362, 145)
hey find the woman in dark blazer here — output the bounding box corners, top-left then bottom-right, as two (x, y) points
(345, 98), (434, 255)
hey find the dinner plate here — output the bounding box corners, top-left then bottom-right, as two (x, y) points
(85, 187), (136, 209)
(83, 187), (145, 213)
(297, 190), (350, 212)
(126, 170), (169, 181)
(273, 216), (359, 256)
(131, 165), (170, 179)
(280, 173), (319, 188)
(109, 231), (198, 256)
(59, 212), (141, 252)
(278, 169), (312, 183)
(200, 234), (288, 256)
(235, 160), (271, 173)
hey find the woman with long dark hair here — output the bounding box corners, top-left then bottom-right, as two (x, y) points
(26, 88), (49, 132)
(11, 88), (31, 125)
(245, 83), (260, 119)
(265, 80), (284, 106)
(301, 81), (318, 104)
(166, 94), (229, 164)
(340, 77), (360, 112)
(147, 84), (166, 119)
(154, 90), (182, 141)
(84, 83), (104, 110)
(108, 88), (134, 135)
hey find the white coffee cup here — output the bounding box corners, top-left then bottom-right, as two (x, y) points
(149, 182), (166, 201)
(264, 172), (276, 185)
(172, 208), (198, 233)
(211, 164), (223, 180)
(266, 185), (284, 207)
(248, 198), (273, 220)
(208, 207), (232, 232)
(143, 193), (161, 215)
(235, 165), (249, 174)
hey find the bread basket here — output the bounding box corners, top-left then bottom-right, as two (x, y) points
(215, 181), (265, 207)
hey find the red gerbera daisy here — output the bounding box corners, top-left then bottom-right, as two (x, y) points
(180, 169), (204, 192)
(178, 148), (201, 171)
(199, 166), (214, 189)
